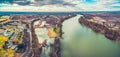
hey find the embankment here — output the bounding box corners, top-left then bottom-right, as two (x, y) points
(79, 15), (120, 40)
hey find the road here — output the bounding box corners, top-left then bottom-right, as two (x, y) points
(21, 23), (32, 57)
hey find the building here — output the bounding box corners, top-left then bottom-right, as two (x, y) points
(0, 28), (3, 34)
(2, 30), (13, 36)
(0, 24), (3, 28)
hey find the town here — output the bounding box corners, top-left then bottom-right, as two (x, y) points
(0, 14), (76, 57)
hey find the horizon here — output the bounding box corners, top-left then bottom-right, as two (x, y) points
(0, 11), (120, 14)
(1, 9), (120, 12)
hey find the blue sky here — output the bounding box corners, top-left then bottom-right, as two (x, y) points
(0, 0), (120, 12)
(83, 0), (97, 4)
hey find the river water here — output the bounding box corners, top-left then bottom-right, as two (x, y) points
(61, 15), (120, 57)
(34, 14), (120, 57)
(35, 28), (54, 57)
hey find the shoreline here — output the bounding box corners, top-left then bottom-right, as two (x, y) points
(32, 14), (77, 57)
(79, 14), (120, 41)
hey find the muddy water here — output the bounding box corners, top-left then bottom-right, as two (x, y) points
(61, 15), (120, 57)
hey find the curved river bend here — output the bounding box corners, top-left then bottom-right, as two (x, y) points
(61, 15), (120, 57)
(34, 15), (120, 57)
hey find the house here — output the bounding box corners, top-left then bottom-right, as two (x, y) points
(0, 28), (3, 34)
(2, 30), (13, 36)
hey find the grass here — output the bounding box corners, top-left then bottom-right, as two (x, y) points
(0, 35), (15, 57)
(48, 24), (61, 38)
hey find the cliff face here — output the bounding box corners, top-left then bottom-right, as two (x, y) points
(79, 14), (120, 40)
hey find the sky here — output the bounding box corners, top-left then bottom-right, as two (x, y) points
(0, 0), (120, 12)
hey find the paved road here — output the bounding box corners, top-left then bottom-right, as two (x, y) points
(21, 24), (32, 57)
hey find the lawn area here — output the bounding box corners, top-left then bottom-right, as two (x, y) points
(48, 24), (61, 38)
(0, 35), (15, 57)
(0, 35), (9, 49)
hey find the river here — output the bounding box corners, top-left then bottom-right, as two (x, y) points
(34, 14), (120, 57)
(61, 15), (120, 57)
(35, 28), (54, 57)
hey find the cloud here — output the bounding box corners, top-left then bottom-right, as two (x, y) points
(0, 0), (81, 12)
(74, 0), (120, 11)
(0, 0), (76, 6)
(0, 0), (120, 11)
(0, 4), (80, 12)
(110, 3), (120, 8)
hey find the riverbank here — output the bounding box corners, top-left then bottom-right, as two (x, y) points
(32, 14), (76, 57)
(61, 14), (120, 57)
(79, 14), (120, 40)
(49, 14), (77, 57)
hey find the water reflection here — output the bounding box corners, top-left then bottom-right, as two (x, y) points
(35, 28), (54, 57)
(61, 15), (120, 57)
